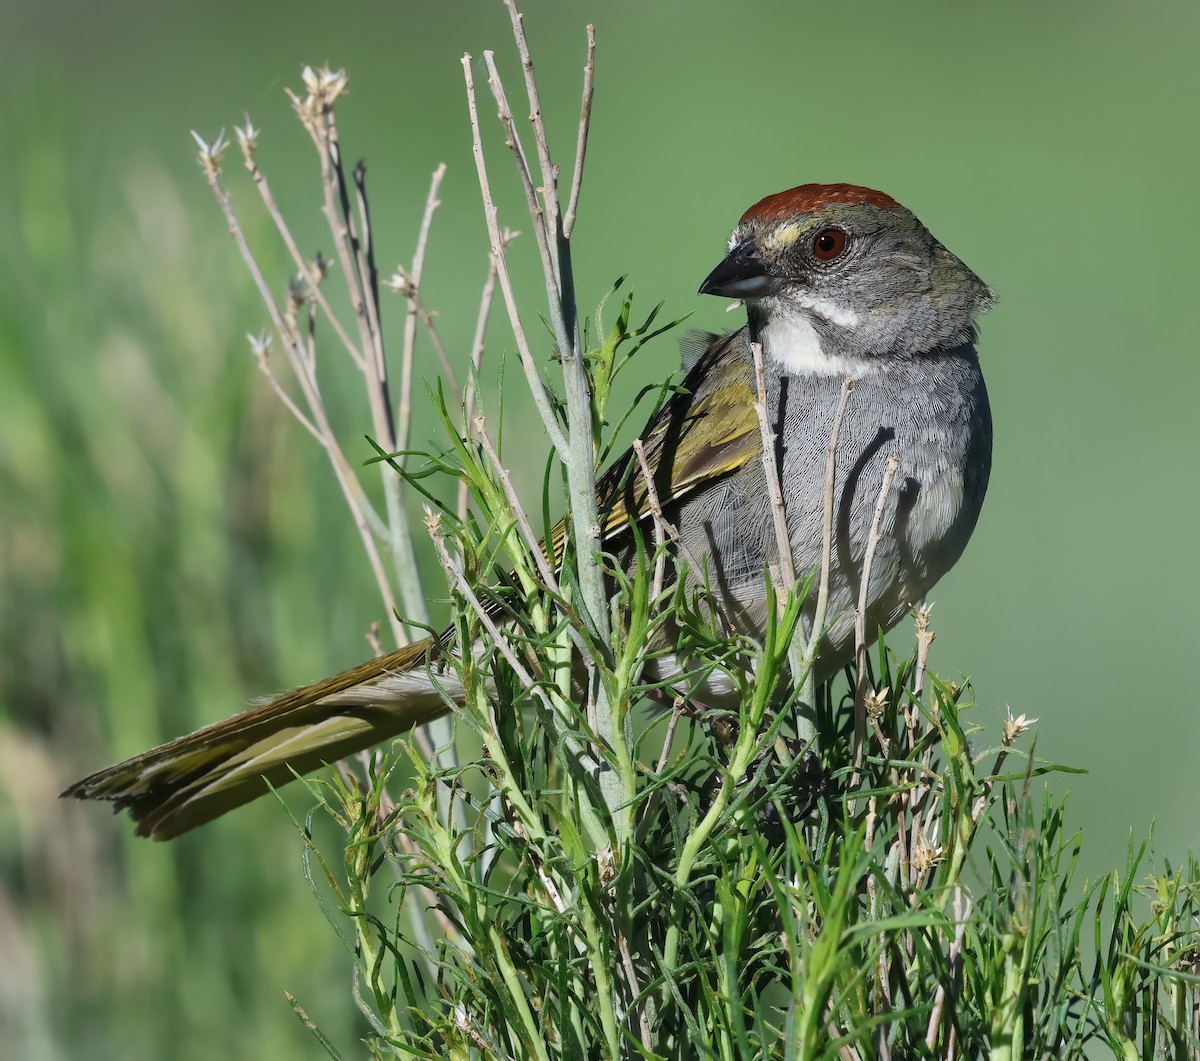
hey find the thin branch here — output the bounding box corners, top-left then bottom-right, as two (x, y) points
(563, 25), (596, 239)
(926, 888), (970, 1050)
(401, 285), (459, 394)
(632, 440), (668, 600)
(503, 0), (562, 263)
(474, 415), (560, 594)
(854, 453), (899, 768)
(311, 113), (388, 429)
(426, 507), (543, 699)
(237, 126), (366, 370)
(807, 378), (854, 654)
(194, 139), (405, 646)
(750, 340), (796, 593)
(245, 333), (322, 441)
(458, 254), (501, 521)
(482, 52), (563, 338)
(461, 54), (568, 457)
(398, 164), (447, 457)
(631, 439), (709, 600)
(482, 34), (607, 655)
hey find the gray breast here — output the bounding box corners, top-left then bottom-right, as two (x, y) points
(674, 342), (991, 684)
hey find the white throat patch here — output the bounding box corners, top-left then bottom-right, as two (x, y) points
(759, 298), (873, 377)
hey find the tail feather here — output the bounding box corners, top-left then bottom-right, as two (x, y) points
(63, 636), (457, 840)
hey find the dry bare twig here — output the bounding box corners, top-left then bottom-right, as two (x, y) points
(854, 452), (900, 768)
(750, 339), (797, 594)
(563, 25), (596, 240)
(460, 55), (568, 458)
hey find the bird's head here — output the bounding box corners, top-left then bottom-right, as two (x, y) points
(699, 183), (995, 372)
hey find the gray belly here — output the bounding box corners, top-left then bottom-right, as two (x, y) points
(657, 344), (991, 698)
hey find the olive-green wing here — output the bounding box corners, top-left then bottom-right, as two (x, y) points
(550, 328), (761, 562)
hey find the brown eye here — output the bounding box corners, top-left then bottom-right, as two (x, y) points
(812, 228), (847, 261)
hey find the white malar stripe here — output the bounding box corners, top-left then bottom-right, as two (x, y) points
(760, 302), (873, 377)
(796, 293), (862, 329)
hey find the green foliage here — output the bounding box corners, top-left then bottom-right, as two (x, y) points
(291, 347), (1200, 1057)
(6, 8), (1199, 1057)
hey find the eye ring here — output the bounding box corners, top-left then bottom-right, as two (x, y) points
(811, 228), (848, 262)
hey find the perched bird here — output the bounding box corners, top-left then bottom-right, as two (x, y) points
(65, 183), (994, 839)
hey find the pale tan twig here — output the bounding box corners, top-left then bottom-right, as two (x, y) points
(482, 52), (557, 295)
(616, 928), (652, 1046)
(365, 620), (384, 658)
(913, 605), (936, 764)
(399, 165), (447, 458)
(631, 439), (668, 600)
(563, 25), (596, 240)
(237, 126), (365, 370)
(461, 54), (568, 457)
(926, 888), (970, 1050)
(459, 253), (501, 521)
(792, 376), (854, 741)
(391, 280), (458, 394)
(807, 378), (854, 653)
(484, 27), (609, 663)
(474, 414), (560, 594)
(503, 0), (562, 265)
(631, 440), (710, 594)
(854, 453), (900, 769)
(245, 333), (321, 441)
(194, 137), (404, 648)
(653, 699), (683, 779)
(750, 340), (796, 593)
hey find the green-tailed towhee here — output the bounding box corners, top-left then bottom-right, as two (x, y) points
(65, 183), (994, 839)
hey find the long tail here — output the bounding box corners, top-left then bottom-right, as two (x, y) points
(63, 636), (458, 840)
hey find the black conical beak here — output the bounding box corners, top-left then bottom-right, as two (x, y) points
(698, 238), (774, 299)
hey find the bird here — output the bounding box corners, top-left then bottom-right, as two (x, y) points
(64, 183), (994, 840)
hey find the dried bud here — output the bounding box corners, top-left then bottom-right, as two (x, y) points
(234, 117), (259, 158)
(865, 686), (889, 722)
(914, 604), (933, 633)
(910, 829), (944, 875)
(286, 276), (307, 313)
(311, 251), (330, 285)
(1001, 707), (1038, 746)
(190, 129), (228, 181)
(246, 332), (272, 359)
(385, 267), (411, 294)
(291, 64), (349, 120)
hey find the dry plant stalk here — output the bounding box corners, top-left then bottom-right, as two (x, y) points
(751, 340), (854, 741)
(191, 67), (495, 764)
(461, 12), (632, 823)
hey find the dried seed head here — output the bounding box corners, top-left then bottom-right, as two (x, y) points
(910, 829), (944, 875)
(235, 117), (259, 158)
(865, 686), (890, 721)
(386, 266), (412, 294)
(190, 129), (228, 181)
(287, 276), (307, 313)
(1002, 707), (1038, 746)
(246, 332), (272, 359)
(290, 65), (349, 123)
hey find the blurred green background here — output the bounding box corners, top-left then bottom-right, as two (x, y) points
(2, 0), (1197, 1056)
